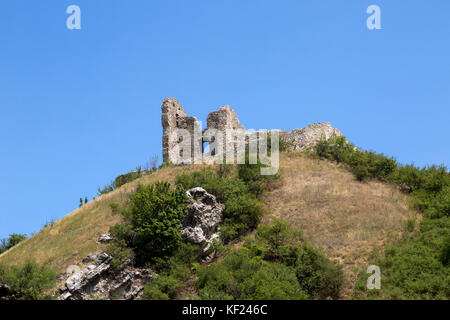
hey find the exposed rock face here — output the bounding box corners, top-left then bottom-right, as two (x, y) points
(58, 252), (154, 300)
(280, 122), (343, 152)
(58, 187), (225, 299)
(96, 234), (114, 244)
(0, 283), (11, 300)
(399, 182), (412, 194)
(181, 187), (224, 256)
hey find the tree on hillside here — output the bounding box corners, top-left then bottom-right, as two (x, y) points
(0, 233), (27, 254)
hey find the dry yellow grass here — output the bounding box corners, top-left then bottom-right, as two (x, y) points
(0, 164), (204, 274)
(262, 152), (418, 297)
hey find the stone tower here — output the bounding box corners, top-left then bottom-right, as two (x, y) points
(161, 99), (246, 164)
(161, 98), (201, 164)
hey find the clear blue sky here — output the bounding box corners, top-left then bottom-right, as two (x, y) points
(0, 0), (449, 239)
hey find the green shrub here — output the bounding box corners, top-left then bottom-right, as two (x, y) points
(141, 284), (170, 300)
(392, 165), (449, 214)
(440, 234), (450, 266)
(351, 164), (370, 182)
(142, 274), (180, 300)
(217, 164), (234, 179)
(264, 131), (291, 153)
(97, 169), (145, 196)
(97, 181), (116, 196)
(405, 218), (416, 233)
(238, 157), (267, 198)
(255, 220), (343, 299)
(391, 165), (425, 192)
(390, 165), (449, 205)
(195, 262), (234, 300)
(196, 249), (307, 300)
(167, 242), (199, 267)
(114, 171), (142, 189)
(1, 262), (57, 300)
(196, 220), (343, 300)
(315, 135), (354, 164)
(295, 244), (344, 299)
(0, 240), (6, 255)
(160, 242), (199, 280)
(105, 239), (135, 269)
(354, 217), (450, 299)
(424, 186), (450, 219)
(278, 135), (293, 152)
(109, 182), (187, 265)
(109, 202), (120, 214)
(314, 136), (397, 182)
(255, 219), (298, 257)
(0, 233), (27, 254)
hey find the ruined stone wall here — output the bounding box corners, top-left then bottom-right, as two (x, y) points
(280, 122), (343, 152)
(204, 105), (245, 161)
(161, 98), (343, 164)
(206, 106), (244, 131)
(161, 98), (202, 164)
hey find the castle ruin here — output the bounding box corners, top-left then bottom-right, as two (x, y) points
(161, 98), (342, 165)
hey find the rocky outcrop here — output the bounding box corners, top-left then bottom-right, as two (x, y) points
(280, 122), (343, 152)
(57, 188), (224, 299)
(96, 234), (113, 244)
(181, 187), (224, 257)
(0, 283), (11, 300)
(399, 182), (412, 194)
(58, 252), (154, 300)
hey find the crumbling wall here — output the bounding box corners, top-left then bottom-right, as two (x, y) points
(161, 99), (246, 164)
(280, 122), (343, 152)
(204, 105), (245, 161)
(161, 98), (201, 164)
(161, 98), (343, 164)
(206, 105), (244, 131)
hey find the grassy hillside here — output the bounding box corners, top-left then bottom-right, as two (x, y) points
(0, 165), (204, 274)
(262, 152), (417, 295)
(0, 152), (417, 299)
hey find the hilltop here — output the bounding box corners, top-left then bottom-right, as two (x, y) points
(0, 150), (419, 298)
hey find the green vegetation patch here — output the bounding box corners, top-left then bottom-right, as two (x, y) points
(196, 220), (343, 300)
(0, 262), (56, 300)
(0, 233), (27, 255)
